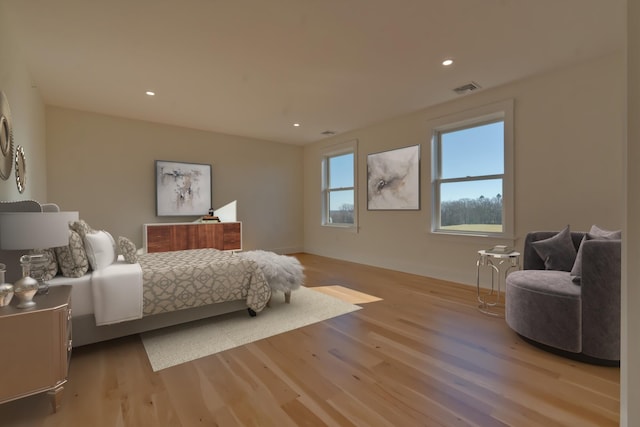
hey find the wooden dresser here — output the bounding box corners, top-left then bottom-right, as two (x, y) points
(0, 285), (72, 413)
(144, 222), (242, 253)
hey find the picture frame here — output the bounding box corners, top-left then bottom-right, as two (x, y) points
(155, 160), (212, 216)
(367, 144), (420, 210)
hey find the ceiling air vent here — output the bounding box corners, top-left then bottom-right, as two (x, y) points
(453, 81), (481, 95)
(321, 130), (337, 136)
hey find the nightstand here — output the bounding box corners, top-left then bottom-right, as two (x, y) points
(0, 285), (72, 413)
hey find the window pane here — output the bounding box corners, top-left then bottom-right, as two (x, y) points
(441, 121), (503, 179)
(329, 153), (354, 188)
(328, 189), (354, 224)
(439, 179), (503, 232)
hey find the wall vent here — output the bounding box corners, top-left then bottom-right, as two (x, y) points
(453, 81), (481, 95)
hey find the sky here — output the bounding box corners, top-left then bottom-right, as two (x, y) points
(327, 120), (504, 208)
(440, 121), (503, 202)
(328, 153), (354, 210)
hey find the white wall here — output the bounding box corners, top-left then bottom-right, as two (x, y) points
(0, 3), (50, 282)
(623, 2), (639, 425)
(0, 3), (47, 202)
(304, 52), (625, 286)
(46, 107), (304, 253)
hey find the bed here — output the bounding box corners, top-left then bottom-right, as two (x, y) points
(49, 249), (271, 347)
(50, 248), (273, 347)
(2, 202), (302, 347)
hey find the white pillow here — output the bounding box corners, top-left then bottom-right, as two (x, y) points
(84, 231), (117, 270)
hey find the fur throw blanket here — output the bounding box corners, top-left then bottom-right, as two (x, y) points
(238, 250), (304, 293)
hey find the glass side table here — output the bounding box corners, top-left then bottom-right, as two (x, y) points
(476, 250), (520, 317)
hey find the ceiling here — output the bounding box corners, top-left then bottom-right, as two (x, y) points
(3, 0), (626, 145)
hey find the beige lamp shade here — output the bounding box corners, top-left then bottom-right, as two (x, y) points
(0, 212), (79, 250)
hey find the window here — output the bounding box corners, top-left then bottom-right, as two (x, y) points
(322, 140), (357, 227)
(431, 100), (514, 237)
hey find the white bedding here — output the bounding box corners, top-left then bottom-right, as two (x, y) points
(91, 259), (143, 325)
(49, 256), (144, 325)
(49, 273), (93, 316)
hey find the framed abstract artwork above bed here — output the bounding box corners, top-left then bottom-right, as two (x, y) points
(155, 160), (212, 216)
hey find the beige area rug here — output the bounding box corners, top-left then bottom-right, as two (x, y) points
(141, 286), (369, 371)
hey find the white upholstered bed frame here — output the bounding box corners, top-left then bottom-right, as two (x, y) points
(49, 273), (249, 347)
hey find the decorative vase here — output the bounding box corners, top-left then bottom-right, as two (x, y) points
(0, 263), (13, 307)
(13, 255), (38, 309)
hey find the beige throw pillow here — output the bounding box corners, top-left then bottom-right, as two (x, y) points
(29, 248), (58, 281)
(118, 236), (138, 264)
(54, 230), (89, 278)
(69, 219), (96, 240)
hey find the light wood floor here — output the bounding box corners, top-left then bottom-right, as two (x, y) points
(0, 253), (619, 426)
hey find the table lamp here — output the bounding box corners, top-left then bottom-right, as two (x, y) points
(0, 211), (78, 307)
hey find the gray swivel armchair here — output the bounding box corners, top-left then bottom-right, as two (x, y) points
(505, 230), (621, 365)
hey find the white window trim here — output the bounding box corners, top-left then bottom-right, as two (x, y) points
(321, 139), (358, 230)
(429, 99), (514, 239)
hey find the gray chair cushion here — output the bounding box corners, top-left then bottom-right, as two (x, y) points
(579, 239), (621, 360)
(506, 270), (581, 353)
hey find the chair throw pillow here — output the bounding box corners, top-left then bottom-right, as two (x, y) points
(531, 225), (577, 272)
(570, 225), (621, 282)
(84, 230), (118, 271)
(118, 236), (138, 264)
(54, 230), (90, 278)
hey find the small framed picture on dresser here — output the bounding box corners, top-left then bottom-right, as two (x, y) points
(155, 160), (212, 216)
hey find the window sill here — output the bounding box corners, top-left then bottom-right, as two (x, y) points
(322, 223), (358, 233)
(430, 229), (515, 244)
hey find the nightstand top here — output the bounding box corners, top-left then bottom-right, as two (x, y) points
(0, 285), (71, 317)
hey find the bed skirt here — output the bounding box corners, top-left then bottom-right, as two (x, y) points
(71, 299), (248, 347)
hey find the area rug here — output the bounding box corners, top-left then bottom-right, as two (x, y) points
(141, 286), (363, 371)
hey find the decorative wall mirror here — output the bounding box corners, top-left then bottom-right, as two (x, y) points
(0, 91), (14, 181)
(15, 145), (25, 193)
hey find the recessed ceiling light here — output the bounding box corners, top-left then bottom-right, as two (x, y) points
(293, 123), (300, 127)
(442, 59), (454, 66)
(146, 91), (155, 96)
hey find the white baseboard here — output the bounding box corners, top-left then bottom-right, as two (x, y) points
(264, 246), (304, 255)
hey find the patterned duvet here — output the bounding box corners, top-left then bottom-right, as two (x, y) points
(137, 249), (271, 316)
